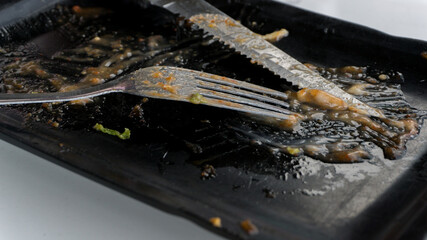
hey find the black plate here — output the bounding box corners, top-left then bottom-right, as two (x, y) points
(1, 0), (427, 239)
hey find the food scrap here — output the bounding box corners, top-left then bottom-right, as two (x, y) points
(296, 88), (348, 111)
(377, 74), (389, 81)
(421, 51), (427, 60)
(189, 93), (207, 104)
(201, 164), (216, 180)
(240, 219), (259, 235)
(93, 123), (131, 140)
(286, 147), (301, 156)
(261, 28), (289, 43)
(71, 5), (112, 18)
(209, 217), (222, 228)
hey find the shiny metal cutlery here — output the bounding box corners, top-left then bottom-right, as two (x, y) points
(149, 0), (384, 118)
(0, 66), (294, 120)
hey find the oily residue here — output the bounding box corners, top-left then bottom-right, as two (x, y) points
(233, 64), (421, 163)
(0, 4), (423, 167)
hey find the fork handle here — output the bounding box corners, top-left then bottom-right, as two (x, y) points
(0, 80), (125, 105)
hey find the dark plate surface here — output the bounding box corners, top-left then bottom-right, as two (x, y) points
(1, 0), (427, 239)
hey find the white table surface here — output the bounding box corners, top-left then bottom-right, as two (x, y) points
(1, 0), (427, 239)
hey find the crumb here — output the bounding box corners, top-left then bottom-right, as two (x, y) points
(378, 74), (389, 81)
(261, 28), (289, 43)
(209, 217), (222, 228)
(201, 164), (216, 180)
(240, 219), (259, 235)
(47, 119), (59, 128)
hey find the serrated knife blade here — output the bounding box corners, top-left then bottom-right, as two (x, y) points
(149, 0), (384, 118)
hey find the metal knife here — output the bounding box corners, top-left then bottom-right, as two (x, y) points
(149, 0), (384, 118)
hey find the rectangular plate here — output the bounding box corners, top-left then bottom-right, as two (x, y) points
(1, 0), (427, 239)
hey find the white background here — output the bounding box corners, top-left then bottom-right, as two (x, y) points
(1, 0), (427, 239)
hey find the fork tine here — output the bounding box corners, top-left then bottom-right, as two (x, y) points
(195, 74), (289, 100)
(201, 96), (291, 119)
(197, 88), (293, 116)
(138, 66), (294, 119)
(194, 77), (289, 109)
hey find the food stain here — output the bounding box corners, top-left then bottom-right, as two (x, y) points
(0, 5), (422, 165)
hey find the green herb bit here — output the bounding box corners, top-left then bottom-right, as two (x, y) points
(286, 146), (301, 156)
(189, 93), (206, 104)
(93, 123), (131, 140)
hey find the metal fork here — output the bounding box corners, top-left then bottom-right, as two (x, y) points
(0, 66), (294, 119)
